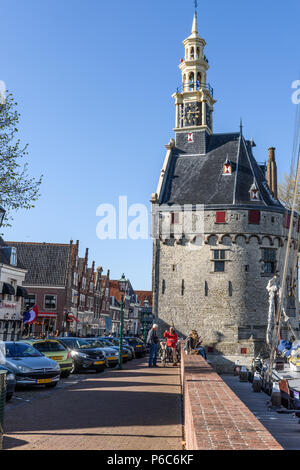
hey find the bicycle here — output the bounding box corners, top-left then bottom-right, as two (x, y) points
(159, 341), (168, 367)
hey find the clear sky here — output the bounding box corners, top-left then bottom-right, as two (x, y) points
(1, 0), (300, 289)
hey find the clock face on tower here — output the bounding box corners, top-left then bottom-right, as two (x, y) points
(180, 102), (202, 127)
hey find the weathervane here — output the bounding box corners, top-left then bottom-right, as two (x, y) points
(194, 0), (198, 14)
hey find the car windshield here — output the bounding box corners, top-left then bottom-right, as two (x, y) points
(5, 343), (43, 358)
(101, 338), (115, 346)
(86, 339), (105, 348)
(33, 341), (66, 353)
(127, 338), (143, 345)
(74, 339), (94, 349)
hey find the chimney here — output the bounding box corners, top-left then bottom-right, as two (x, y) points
(266, 147), (278, 199)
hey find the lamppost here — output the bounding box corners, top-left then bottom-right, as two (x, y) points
(118, 273), (128, 370)
(143, 298), (149, 344)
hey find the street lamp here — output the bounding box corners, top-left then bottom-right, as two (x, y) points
(118, 273), (128, 370)
(143, 298), (149, 344)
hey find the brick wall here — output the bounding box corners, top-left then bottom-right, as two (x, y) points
(181, 352), (283, 450)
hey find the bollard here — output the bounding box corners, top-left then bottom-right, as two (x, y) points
(234, 360), (241, 376)
(239, 366), (248, 382)
(0, 370), (6, 450)
(252, 372), (262, 392)
(271, 382), (281, 407)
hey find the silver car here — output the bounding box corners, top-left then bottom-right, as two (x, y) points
(4, 342), (61, 388)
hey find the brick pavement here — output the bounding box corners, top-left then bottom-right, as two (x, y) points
(182, 354), (283, 450)
(3, 359), (183, 450)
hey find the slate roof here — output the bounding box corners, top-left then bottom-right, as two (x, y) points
(160, 132), (284, 211)
(5, 242), (72, 286)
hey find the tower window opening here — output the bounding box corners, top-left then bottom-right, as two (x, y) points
(262, 248), (276, 274)
(181, 279), (185, 296)
(213, 250), (225, 272)
(162, 280), (166, 295)
(190, 47), (194, 60)
(189, 72), (195, 91)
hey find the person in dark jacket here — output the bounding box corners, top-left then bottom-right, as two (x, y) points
(147, 324), (159, 367)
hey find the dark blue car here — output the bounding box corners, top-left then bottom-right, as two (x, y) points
(0, 364), (16, 401)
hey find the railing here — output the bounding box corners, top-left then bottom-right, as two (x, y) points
(176, 81), (214, 96)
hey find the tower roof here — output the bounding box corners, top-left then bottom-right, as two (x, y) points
(159, 132), (284, 211)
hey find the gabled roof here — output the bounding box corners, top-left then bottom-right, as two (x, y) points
(5, 241), (72, 286)
(160, 132), (284, 211)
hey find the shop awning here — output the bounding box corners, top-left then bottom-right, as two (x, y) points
(2, 282), (15, 296)
(37, 312), (57, 318)
(16, 285), (28, 297)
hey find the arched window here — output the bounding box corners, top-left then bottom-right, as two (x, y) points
(189, 72), (194, 90)
(196, 47), (200, 59)
(190, 47), (194, 60)
(197, 72), (202, 90)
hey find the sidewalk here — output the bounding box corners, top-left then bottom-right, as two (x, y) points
(3, 360), (183, 450)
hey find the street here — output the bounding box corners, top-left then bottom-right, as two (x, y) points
(3, 358), (183, 450)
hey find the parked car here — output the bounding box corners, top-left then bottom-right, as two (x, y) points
(0, 364), (16, 401)
(22, 339), (73, 378)
(84, 339), (121, 367)
(100, 337), (134, 360)
(4, 342), (61, 388)
(57, 337), (106, 373)
(124, 337), (147, 358)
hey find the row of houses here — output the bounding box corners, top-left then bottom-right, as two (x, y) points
(0, 238), (153, 341)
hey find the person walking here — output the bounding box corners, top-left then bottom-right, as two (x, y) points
(163, 327), (179, 366)
(146, 324), (159, 367)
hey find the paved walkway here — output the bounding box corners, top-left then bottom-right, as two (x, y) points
(223, 375), (300, 450)
(3, 359), (183, 450)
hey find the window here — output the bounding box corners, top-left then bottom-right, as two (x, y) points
(262, 248), (276, 274)
(213, 250), (225, 272)
(24, 294), (36, 310)
(44, 295), (57, 310)
(82, 277), (86, 290)
(89, 281), (94, 293)
(80, 294), (85, 307)
(10, 247), (17, 266)
(284, 213), (291, 229)
(73, 272), (78, 286)
(249, 210), (260, 224)
(216, 211), (226, 223)
(171, 212), (179, 224)
(162, 280), (166, 295)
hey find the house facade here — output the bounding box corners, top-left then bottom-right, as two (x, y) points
(0, 238), (27, 341)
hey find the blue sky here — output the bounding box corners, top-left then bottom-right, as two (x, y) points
(1, 0), (300, 289)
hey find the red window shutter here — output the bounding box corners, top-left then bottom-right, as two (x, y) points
(207, 346), (214, 353)
(241, 348), (247, 355)
(249, 210), (260, 224)
(171, 212), (179, 224)
(216, 211), (226, 223)
(284, 213), (291, 229)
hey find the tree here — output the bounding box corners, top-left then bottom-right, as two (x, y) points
(278, 172), (300, 211)
(0, 92), (42, 226)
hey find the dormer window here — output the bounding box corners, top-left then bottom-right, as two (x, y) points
(10, 247), (17, 266)
(223, 158), (232, 175)
(250, 181), (260, 201)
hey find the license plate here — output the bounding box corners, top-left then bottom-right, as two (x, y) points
(37, 378), (52, 384)
(136, 345), (142, 348)
(51, 356), (63, 361)
(93, 361), (104, 365)
(107, 357), (116, 361)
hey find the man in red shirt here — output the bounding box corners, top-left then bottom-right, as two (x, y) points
(163, 327), (179, 366)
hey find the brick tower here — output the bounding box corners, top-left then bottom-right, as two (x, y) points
(151, 13), (299, 372)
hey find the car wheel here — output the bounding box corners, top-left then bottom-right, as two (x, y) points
(71, 362), (80, 374)
(45, 382), (57, 388)
(61, 370), (71, 378)
(6, 393), (13, 401)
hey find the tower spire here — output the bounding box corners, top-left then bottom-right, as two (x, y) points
(192, 0), (198, 35)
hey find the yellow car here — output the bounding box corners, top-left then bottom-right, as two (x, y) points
(22, 339), (73, 378)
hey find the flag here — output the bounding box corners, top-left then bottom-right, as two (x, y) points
(23, 305), (38, 325)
